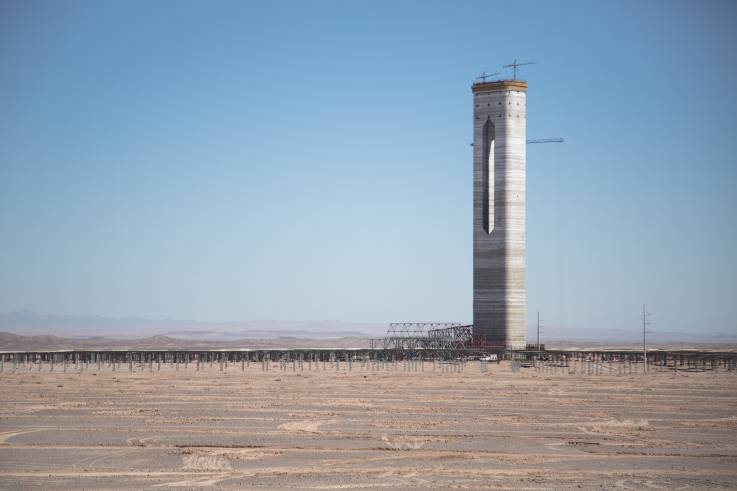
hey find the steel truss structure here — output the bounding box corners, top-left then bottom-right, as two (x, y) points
(370, 323), (498, 353)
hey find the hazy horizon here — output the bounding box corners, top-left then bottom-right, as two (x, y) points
(2, 310), (737, 346)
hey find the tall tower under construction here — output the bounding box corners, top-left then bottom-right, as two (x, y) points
(472, 79), (527, 349)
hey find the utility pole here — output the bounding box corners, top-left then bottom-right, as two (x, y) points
(537, 311), (541, 350)
(643, 304), (651, 373)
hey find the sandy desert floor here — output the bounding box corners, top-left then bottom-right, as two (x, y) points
(1, 360), (736, 489)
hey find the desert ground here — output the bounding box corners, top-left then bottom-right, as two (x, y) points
(1, 360), (736, 489)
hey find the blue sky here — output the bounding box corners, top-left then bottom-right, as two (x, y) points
(1, 0), (735, 334)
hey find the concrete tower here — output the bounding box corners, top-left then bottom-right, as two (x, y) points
(472, 80), (527, 349)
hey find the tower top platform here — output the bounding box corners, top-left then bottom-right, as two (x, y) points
(472, 80), (528, 93)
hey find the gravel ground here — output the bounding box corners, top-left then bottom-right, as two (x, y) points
(0, 360), (736, 489)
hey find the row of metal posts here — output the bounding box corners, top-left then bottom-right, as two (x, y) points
(1, 351), (736, 374)
(0, 352), (474, 374)
(268, 354), (468, 373)
(528, 353), (737, 375)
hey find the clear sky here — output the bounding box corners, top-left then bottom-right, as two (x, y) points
(1, 0), (735, 334)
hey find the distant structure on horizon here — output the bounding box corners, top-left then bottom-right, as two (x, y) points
(472, 79), (527, 349)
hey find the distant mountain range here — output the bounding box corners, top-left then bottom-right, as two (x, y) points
(1, 311), (735, 346)
(0, 310), (387, 340)
(533, 325), (737, 346)
(0, 331), (370, 351)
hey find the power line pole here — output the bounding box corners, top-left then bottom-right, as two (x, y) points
(537, 311), (541, 350)
(643, 304), (651, 373)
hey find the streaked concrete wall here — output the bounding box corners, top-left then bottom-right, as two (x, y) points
(472, 81), (527, 349)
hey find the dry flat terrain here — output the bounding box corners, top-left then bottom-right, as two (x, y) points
(1, 361), (736, 489)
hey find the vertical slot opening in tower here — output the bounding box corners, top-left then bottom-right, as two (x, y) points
(483, 119), (495, 234)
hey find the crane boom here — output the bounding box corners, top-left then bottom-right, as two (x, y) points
(471, 138), (563, 147)
(502, 59), (536, 79)
(526, 138), (564, 144)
